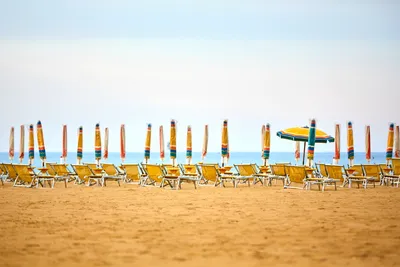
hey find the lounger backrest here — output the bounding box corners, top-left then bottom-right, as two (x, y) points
(72, 165), (93, 182)
(102, 163), (118, 176)
(145, 164), (164, 183)
(3, 163), (18, 180)
(326, 165), (344, 181)
(122, 164), (141, 181)
(200, 165), (218, 182)
(352, 165), (364, 176)
(13, 164), (35, 183)
(391, 159), (400, 175)
(182, 164), (197, 174)
(45, 162), (57, 176)
(251, 164), (260, 173)
(316, 163), (328, 177)
(235, 164), (255, 176)
(51, 164), (71, 176)
(287, 166), (306, 184)
(363, 164), (381, 181)
(86, 163), (98, 171)
(270, 164), (286, 176)
(0, 163), (7, 174)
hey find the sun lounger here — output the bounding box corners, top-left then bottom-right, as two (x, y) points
(234, 164), (267, 186)
(13, 164), (55, 188)
(101, 163), (125, 186)
(71, 164), (104, 186)
(120, 163), (145, 184)
(346, 164), (376, 189)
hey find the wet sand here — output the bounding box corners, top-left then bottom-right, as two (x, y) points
(0, 182), (399, 267)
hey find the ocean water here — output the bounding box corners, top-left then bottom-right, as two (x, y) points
(0, 151), (388, 167)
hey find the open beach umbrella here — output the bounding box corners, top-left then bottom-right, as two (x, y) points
(262, 124), (270, 166)
(170, 120), (177, 166)
(120, 124), (126, 162)
(295, 141), (300, 163)
(202, 125), (208, 161)
(333, 124), (340, 164)
(9, 127), (14, 162)
(394, 126), (400, 158)
(347, 121), (354, 167)
(221, 120), (229, 166)
(19, 125), (25, 163)
(306, 119), (316, 167)
(159, 125), (165, 162)
(277, 123), (334, 165)
(62, 125), (67, 164)
(103, 127), (109, 161)
(144, 124), (151, 163)
(37, 121), (46, 166)
(186, 126), (192, 164)
(365, 125), (371, 163)
(77, 126), (83, 164)
(28, 124), (34, 165)
(95, 123), (102, 166)
(386, 123), (394, 164)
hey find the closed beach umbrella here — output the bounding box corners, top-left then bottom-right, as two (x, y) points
(77, 126), (83, 164)
(202, 125), (208, 161)
(103, 127), (109, 161)
(261, 125), (265, 153)
(144, 124), (151, 163)
(386, 123), (394, 164)
(186, 126), (192, 164)
(9, 127), (14, 162)
(394, 126), (400, 158)
(333, 124), (340, 164)
(19, 125), (25, 163)
(262, 124), (270, 166)
(221, 120), (229, 166)
(62, 125), (67, 164)
(28, 124), (34, 165)
(365, 125), (371, 163)
(306, 119), (316, 167)
(159, 125), (165, 162)
(95, 123), (101, 166)
(120, 124), (126, 162)
(170, 120), (177, 166)
(347, 121), (354, 167)
(36, 121), (46, 166)
(295, 141), (300, 163)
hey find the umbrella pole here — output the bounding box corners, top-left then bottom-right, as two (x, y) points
(302, 142), (306, 165)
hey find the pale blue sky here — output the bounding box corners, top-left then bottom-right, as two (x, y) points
(0, 1), (399, 153)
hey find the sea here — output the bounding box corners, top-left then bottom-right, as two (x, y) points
(0, 151), (388, 167)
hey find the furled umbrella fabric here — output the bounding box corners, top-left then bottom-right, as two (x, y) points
(347, 121), (354, 166)
(159, 125), (165, 162)
(9, 127), (14, 162)
(263, 124), (270, 166)
(365, 125), (371, 163)
(120, 124), (126, 162)
(94, 123), (102, 166)
(333, 124), (340, 164)
(306, 119), (316, 166)
(77, 126), (83, 164)
(19, 125), (25, 163)
(202, 125), (208, 161)
(186, 126), (192, 164)
(394, 126), (400, 158)
(221, 120), (229, 166)
(386, 123), (395, 164)
(28, 124), (34, 165)
(62, 125), (67, 163)
(170, 120), (177, 165)
(103, 127), (109, 161)
(37, 121), (46, 166)
(144, 124), (151, 163)
(295, 141), (300, 163)
(261, 125), (265, 154)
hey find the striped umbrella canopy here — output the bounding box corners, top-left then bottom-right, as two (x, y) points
(295, 141), (300, 163)
(159, 125), (165, 162)
(386, 123), (395, 163)
(37, 120), (46, 165)
(186, 126), (192, 164)
(9, 127), (14, 162)
(347, 121), (354, 166)
(103, 127), (109, 160)
(28, 124), (34, 165)
(120, 124), (126, 162)
(77, 126), (83, 164)
(170, 120), (177, 165)
(333, 124), (341, 164)
(62, 125), (67, 163)
(19, 125), (25, 163)
(394, 126), (400, 158)
(144, 124), (151, 163)
(94, 123), (102, 165)
(202, 125), (208, 161)
(365, 125), (371, 163)
(262, 124), (270, 166)
(306, 119), (317, 166)
(221, 120), (229, 166)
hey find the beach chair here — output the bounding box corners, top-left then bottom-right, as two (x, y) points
(316, 164), (340, 191)
(3, 163), (18, 182)
(101, 163), (125, 186)
(315, 163), (328, 178)
(13, 164), (56, 188)
(49, 163), (77, 187)
(199, 164), (237, 187)
(361, 164), (381, 187)
(268, 164), (287, 186)
(285, 165), (324, 190)
(325, 165), (346, 187)
(346, 164), (376, 189)
(381, 159), (400, 187)
(234, 164), (267, 186)
(143, 164), (178, 188)
(85, 163), (99, 171)
(71, 164), (104, 186)
(0, 163), (8, 185)
(120, 164), (144, 184)
(45, 162), (57, 176)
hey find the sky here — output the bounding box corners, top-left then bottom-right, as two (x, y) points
(0, 1), (399, 153)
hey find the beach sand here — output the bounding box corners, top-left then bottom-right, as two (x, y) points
(0, 182), (399, 267)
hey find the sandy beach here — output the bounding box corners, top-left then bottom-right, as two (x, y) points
(0, 182), (399, 267)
